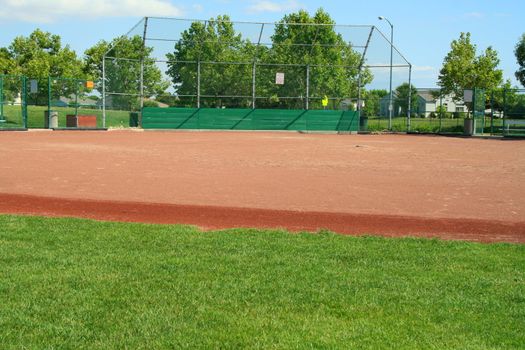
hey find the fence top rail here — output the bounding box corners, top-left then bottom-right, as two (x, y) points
(146, 16), (374, 28)
(144, 37), (368, 49)
(104, 56), (411, 69)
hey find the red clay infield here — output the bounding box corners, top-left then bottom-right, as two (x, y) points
(1, 130), (524, 243)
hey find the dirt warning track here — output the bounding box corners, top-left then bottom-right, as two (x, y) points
(1, 131), (524, 243)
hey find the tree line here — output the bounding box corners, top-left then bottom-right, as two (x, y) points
(1, 8), (524, 115)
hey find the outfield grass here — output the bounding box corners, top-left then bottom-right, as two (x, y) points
(0, 215), (523, 349)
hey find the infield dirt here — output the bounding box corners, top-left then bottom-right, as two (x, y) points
(1, 131), (524, 243)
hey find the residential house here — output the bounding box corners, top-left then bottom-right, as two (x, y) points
(379, 89), (466, 117)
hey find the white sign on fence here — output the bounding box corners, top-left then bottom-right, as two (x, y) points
(464, 89), (473, 103)
(29, 80), (38, 94)
(275, 72), (285, 85)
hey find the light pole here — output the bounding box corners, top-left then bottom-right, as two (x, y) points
(378, 16), (393, 130)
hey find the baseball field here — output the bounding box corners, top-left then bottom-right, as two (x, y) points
(0, 131), (524, 348)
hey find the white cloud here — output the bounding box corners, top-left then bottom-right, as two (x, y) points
(192, 4), (204, 12)
(0, 0), (184, 23)
(246, 0), (303, 14)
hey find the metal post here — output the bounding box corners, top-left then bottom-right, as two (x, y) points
(439, 94), (443, 132)
(140, 17), (148, 114)
(503, 88), (507, 136)
(357, 73), (362, 112)
(102, 55), (106, 128)
(490, 91), (494, 135)
(407, 64), (412, 132)
(252, 61), (256, 109)
(378, 17), (395, 130)
(22, 76), (27, 128)
(0, 75), (4, 119)
(197, 60), (201, 108)
(389, 25), (394, 130)
(75, 79), (79, 118)
(140, 61), (144, 110)
(47, 77), (51, 118)
(306, 64), (310, 110)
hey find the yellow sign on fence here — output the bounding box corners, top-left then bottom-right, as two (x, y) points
(322, 95), (329, 107)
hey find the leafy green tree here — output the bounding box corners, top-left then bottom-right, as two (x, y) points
(85, 35), (168, 110)
(362, 89), (387, 117)
(7, 29), (86, 105)
(267, 9), (371, 109)
(394, 83), (418, 116)
(0, 48), (15, 75)
(166, 15), (256, 107)
(438, 32), (503, 109)
(165, 10), (372, 109)
(515, 33), (525, 88)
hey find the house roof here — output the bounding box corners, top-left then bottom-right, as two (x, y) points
(417, 90), (437, 102)
(59, 96), (98, 105)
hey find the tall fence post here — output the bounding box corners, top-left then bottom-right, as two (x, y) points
(75, 79), (79, 118)
(0, 75), (3, 120)
(140, 17), (148, 116)
(47, 77), (51, 118)
(306, 64), (310, 110)
(197, 60), (201, 109)
(102, 56), (106, 128)
(439, 94), (443, 133)
(22, 76), (27, 128)
(407, 64), (412, 132)
(490, 91), (494, 135)
(357, 72), (362, 113)
(252, 61), (256, 109)
(503, 88), (507, 136)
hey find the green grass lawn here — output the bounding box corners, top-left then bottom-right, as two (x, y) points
(0, 104), (131, 129)
(0, 215), (523, 349)
(366, 116), (506, 134)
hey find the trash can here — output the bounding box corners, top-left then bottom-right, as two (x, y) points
(44, 110), (58, 129)
(129, 112), (139, 127)
(464, 119), (474, 136)
(359, 116), (368, 131)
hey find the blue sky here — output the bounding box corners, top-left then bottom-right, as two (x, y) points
(0, 0), (524, 88)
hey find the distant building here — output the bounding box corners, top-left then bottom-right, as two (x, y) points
(51, 96), (98, 108)
(379, 89), (466, 117)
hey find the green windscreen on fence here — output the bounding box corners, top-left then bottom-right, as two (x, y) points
(141, 108), (360, 132)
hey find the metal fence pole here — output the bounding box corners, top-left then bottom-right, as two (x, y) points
(503, 88), (507, 136)
(76, 79), (80, 118)
(22, 76), (27, 128)
(140, 17), (148, 115)
(490, 91), (494, 135)
(0, 75), (4, 119)
(47, 77), (51, 119)
(407, 64), (412, 132)
(102, 56), (106, 128)
(197, 60), (201, 108)
(439, 94), (443, 132)
(252, 61), (256, 109)
(357, 73), (362, 113)
(306, 64), (310, 110)
(140, 61), (144, 111)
